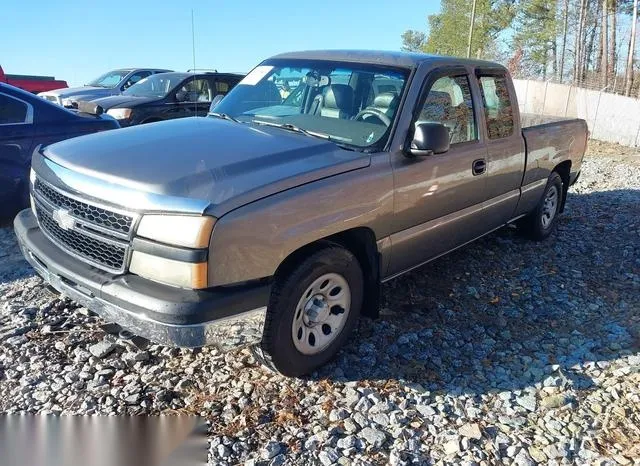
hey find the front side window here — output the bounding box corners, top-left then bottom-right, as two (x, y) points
(88, 70), (130, 88)
(417, 75), (477, 144)
(0, 94), (29, 124)
(212, 59), (410, 150)
(178, 78), (212, 103)
(478, 75), (514, 139)
(123, 71), (151, 90)
(123, 74), (184, 98)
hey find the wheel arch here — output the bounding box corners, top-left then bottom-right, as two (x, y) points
(553, 160), (571, 212)
(273, 227), (381, 318)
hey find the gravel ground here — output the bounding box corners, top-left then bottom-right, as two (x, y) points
(1, 141), (639, 466)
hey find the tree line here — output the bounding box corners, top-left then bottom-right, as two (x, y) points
(402, 0), (639, 96)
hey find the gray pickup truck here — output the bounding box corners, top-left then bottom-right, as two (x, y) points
(14, 50), (587, 376)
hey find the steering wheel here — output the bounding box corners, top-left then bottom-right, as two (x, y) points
(354, 108), (391, 126)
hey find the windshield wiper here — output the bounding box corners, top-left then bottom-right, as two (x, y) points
(251, 121), (358, 151)
(208, 112), (241, 123)
(252, 120), (328, 139)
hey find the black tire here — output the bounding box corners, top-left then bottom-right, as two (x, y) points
(518, 171), (564, 241)
(256, 245), (364, 377)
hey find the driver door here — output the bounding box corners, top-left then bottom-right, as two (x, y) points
(388, 68), (489, 276)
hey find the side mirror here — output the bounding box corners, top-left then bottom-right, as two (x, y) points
(210, 94), (224, 109)
(175, 90), (187, 102)
(408, 122), (450, 157)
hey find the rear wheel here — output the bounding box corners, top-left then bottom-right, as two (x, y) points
(256, 245), (363, 376)
(518, 171), (564, 240)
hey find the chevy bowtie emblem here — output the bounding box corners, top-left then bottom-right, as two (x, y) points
(52, 209), (75, 231)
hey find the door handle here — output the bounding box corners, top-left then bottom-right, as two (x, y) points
(472, 159), (486, 176)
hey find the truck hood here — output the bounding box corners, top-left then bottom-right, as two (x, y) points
(91, 95), (156, 110)
(41, 86), (117, 100)
(40, 117), (370, 216)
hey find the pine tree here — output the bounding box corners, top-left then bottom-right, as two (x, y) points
(401, 0), (516, 59)
(512, 0), (559, 79)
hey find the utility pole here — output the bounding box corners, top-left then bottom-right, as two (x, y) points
(624, 0), (638, 96)
(467, 0), (477, 58)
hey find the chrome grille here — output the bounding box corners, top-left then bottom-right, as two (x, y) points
(36, 204), (126, 271)
(32, 178), (135, 273)
(35, 179), (133, 234)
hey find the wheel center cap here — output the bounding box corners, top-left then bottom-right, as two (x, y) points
(303, 294), (329, 326)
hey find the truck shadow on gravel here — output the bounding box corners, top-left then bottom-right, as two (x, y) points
(318, 188), (640, 395)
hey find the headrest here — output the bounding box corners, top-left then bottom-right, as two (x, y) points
(323, 84), (354, 110)
(424, 91), (452, 108)
(373, 92), (398, 108)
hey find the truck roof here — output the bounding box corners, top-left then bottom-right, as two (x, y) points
(153, 71), (246, 80)
(271, 50), (507, 70)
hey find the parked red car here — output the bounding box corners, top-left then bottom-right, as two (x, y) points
(0, 65), (67, 94)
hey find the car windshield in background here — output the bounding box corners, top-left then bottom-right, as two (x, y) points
(123, 74), (181, 98)
(211, 59), (409, 150)
(88, 70), (129, 88)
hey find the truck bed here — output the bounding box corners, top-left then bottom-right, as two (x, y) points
(520, 114), (588, 187)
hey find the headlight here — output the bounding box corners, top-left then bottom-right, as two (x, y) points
(106, 108), (133, 120)
(129, 251), (207, 289)
(136, 215), (215, 248)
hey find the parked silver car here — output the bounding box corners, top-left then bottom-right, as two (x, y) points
(38, 68), (172, 107)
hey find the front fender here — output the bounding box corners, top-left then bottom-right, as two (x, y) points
(207, 154), (394, 286)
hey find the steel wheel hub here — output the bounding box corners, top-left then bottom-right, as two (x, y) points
(292, 273), (351, 355)
(541, 185), (559, 229)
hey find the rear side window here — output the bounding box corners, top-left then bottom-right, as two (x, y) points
(0, 94), (29, 125)
(478, 75), (514, 139)
(417, 75), (477, 144)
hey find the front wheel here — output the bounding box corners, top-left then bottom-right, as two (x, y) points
(257, 245), (364, 376)
(518, 171), (564, 240)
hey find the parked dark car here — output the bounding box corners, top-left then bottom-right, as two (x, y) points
(84, 72), (244, 127)
(0, 83), (119, 218)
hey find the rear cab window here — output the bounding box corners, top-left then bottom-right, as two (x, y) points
(477, 74), (515, 139)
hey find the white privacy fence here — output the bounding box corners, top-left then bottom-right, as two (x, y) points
(513, 79), (640, 147)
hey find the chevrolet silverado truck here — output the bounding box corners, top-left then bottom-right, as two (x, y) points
(14, 51), (587, 376)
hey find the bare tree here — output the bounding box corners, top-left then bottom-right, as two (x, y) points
(601, 0), (609, 87)
(574, 0), (587, 83)
(624, 0), (638, 95)
(560, 0), (569, 80)
(608, 0), (617, 82)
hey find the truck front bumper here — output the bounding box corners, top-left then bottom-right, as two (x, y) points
(13, 209), (270, 350)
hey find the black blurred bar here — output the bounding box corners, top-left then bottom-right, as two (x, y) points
(0, 415), (207, 466)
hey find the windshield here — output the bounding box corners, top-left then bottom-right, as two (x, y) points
(88, 70), (129, 88)
(211, 59), (409, 149)
(123, 74), (182, 98)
